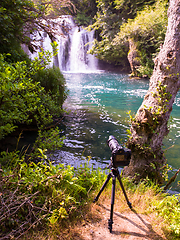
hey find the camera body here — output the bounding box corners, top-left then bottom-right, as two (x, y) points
(107, 135), (131, 167)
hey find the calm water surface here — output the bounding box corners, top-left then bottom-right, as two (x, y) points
(53, 72), (180, 192)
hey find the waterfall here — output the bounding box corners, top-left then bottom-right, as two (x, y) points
(24, 15), (99, 73)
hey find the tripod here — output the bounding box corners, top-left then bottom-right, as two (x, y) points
(93, 165), (132, 233)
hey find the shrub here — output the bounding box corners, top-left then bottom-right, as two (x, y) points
(89, 0), (168, 76)
(0, 53), (67, 140)
(0, 155), (106, 239)
(32, 66), (68, 107)
(153, 194), (180, 237)
(113, 0), (168, 77)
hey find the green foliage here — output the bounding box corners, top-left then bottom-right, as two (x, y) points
(0, 155), (106, 238)
(136, 58), (154, 77)
(88, 0), (122, 41)
(88, 38), (129, 67)
(153, 195), (180, 237)
(0, 53), (67, 140)
(29, 127), (65, 160)
(75, 12), (93, 26)
(1, 153), (179, 239)
(33, 0), (75, 17)
(0, 0), (37, 61)
(0, 0), (68, 62)
(32, 66), (67, 107)
(71, 0), (97, 26)
(86, 0), (125, 65)
(75, 157), (107, 192)
(91, 0), (157, 41)
(86, 0), (128, 65)
(89, 0), (168, 75)
(155, 81), (172, 106)
(114, 0), (156, 19)
(113, 0), (168, 76)
(116, 1), (168, 45)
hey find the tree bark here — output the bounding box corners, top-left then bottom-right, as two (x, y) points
(123, 0), (180, 183)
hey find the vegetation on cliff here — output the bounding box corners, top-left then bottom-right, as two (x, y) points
(88, 0), (168, 76)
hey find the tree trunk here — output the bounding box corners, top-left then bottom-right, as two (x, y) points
(123, 0), (180, 183)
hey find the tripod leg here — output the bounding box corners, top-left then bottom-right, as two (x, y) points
(93, 172), (112, 203)
(108, 174), (116, 233)
(117, 172), (132, 209)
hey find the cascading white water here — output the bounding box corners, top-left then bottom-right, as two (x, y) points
(24, 15), (99, 73)
(67, 25), (98, 72)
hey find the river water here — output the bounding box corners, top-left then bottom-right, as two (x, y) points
(51, 72), (180, 192)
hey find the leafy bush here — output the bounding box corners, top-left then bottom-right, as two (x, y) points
(116, 1), (168, 46)
(28, 127), (65, 161)
(89, 0), (168, 76)
(88, 38), (130, 68)
(0, 53), (67, 140)
(0, 0), (40, 62)
(112, 0), (168, 76)
(32, 66), (68, 107)
(72, 0), (97, 26)
(0, 155), (106, 239)
(114, 0), (156, 18)
(153, 195), (180, 237)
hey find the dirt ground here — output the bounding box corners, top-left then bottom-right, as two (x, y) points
(72, 203), (166, 240)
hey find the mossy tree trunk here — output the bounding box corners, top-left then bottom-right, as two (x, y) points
(123, 0), (180, 183)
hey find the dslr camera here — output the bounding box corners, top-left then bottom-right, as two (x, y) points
(107, 135), (131, 168)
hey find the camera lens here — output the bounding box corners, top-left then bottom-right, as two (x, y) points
(107, 135), (119, 152)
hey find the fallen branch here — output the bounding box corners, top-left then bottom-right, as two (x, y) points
(0, 187), (50, 240)
(163, 168), (180, 191)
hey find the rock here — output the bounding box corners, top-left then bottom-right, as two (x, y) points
(127, 39), (140, 77)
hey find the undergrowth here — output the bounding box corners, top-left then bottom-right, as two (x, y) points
(0, 153), (179, 239)
(0, 154), (106, 239)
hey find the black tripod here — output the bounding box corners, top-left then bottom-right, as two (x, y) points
(93, 164), (132, 233)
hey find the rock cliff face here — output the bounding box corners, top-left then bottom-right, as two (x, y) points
(127, 39), (140, 76)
